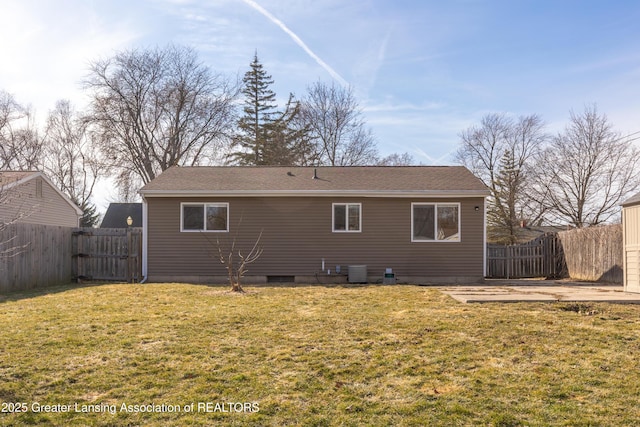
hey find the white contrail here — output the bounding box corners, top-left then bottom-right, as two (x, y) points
(241, 0), (348, 86)
(414, 147), (456, 165)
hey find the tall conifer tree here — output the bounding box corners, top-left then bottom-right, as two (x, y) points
(488, 149), (523, 244)
(231, 53), (311, 165)
(232, 53), (278, 165)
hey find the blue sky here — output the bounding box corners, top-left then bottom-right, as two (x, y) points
(2, 0), (640, 168)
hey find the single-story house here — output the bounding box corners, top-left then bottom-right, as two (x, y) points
(139, 166), (490, 284)
(622, 191), (640, 293)
(100, 203), (143, 228)
(0, 171), (82, 227)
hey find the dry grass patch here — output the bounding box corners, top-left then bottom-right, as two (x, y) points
(1, 283), (640, 426)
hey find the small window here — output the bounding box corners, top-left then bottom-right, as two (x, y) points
(181, 203), (228, 232)
(333, 203), (361, 232)
(412, 203), (460, 242)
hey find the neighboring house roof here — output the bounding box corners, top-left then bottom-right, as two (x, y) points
(0, 171), (38, 184)
(100, 203), (143, 228)
(139, 166), (490, 197)
(622, 191), (640, 207)
(0, 170), (83, 216)
(517, 225), (570, 243)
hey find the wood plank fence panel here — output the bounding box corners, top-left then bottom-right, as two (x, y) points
(487, 233), (565, 279)
(72, 227), (142, 283)
(0, 223), (74, 292)
(558, 224), (623, 283)
(1, 225), (143, 293)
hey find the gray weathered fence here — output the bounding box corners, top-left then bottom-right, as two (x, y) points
(0, 225), (143, 293)
(558, 224), (623, 283)
(72, 227), (142, 283)
(486, 233), (565, 279)
(0, 223), (74, 292)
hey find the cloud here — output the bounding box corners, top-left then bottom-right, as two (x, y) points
(240, 0), (348, 86)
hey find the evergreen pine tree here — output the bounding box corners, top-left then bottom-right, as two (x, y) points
(74, 198), (100, 227)
(488, 149), (523, 244)
(231, 53), (278, 165)
(263, 93), (314, 165)
(231, 53), (311, 166)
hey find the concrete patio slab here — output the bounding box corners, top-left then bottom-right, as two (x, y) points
(437, 281), (640, 304)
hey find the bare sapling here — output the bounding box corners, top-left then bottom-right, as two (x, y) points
(216, 230), (263, 293)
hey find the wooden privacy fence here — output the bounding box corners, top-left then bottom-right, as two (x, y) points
(558, 224), (623, 283)
(486, 233), (565, 279)
(72, 227), (142, 283)
(0, 223), (74, 292)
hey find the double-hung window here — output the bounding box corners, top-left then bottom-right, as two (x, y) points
(333, 203), (361, 232)
(181, 203), (229, 232)
(412, 203), (460, 242)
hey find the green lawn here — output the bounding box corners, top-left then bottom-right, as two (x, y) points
(1, 283), (640, 426)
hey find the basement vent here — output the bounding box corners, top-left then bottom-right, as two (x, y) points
(267, 275), (295, 284)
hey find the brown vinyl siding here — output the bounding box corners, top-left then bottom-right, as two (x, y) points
(146, 196), (486, 282)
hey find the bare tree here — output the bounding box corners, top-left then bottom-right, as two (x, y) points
(85, 45), (238, 196)
(300, 82), (378, 166)
(531, 105), (640, 227)
(41, 100), (101, 226)
(377, 152), (415, 166)
(0, 91), (43, 170)
(456, 113), (547, 243)
(216, 231), (263, 293)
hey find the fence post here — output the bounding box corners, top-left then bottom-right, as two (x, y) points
(506, 245), (510, 279)
(77, 230), (83, 282)
(126, 227), (132, 283)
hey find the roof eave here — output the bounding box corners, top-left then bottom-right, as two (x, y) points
(139, 189), (490, 198)
(2, 171), (83, 215)
(621, 192), (640, 207)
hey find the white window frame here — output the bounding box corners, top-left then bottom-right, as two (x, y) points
(332, 203), (362, 233)
(411, 202), (461, 242)
(180, 202), (229, 232)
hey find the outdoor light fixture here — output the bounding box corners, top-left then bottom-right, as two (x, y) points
(474, 206), (480, 211)
(126, 216), (133, 227)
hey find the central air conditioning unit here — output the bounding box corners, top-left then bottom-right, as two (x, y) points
(348, 265), (367, 283)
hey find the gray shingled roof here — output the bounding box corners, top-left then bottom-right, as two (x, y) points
(100, 203), (143, 228)
(139, 166), (489, 196)
(622, 191), (640, 207)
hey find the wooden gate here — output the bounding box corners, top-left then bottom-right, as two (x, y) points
(72, 227), (142, 282)
(486, 233), (565, 279)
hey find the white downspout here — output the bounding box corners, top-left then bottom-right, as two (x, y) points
(622, 207), (627, 291)
(140, 196), (148, 283)
(483, 197), (487, 278)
